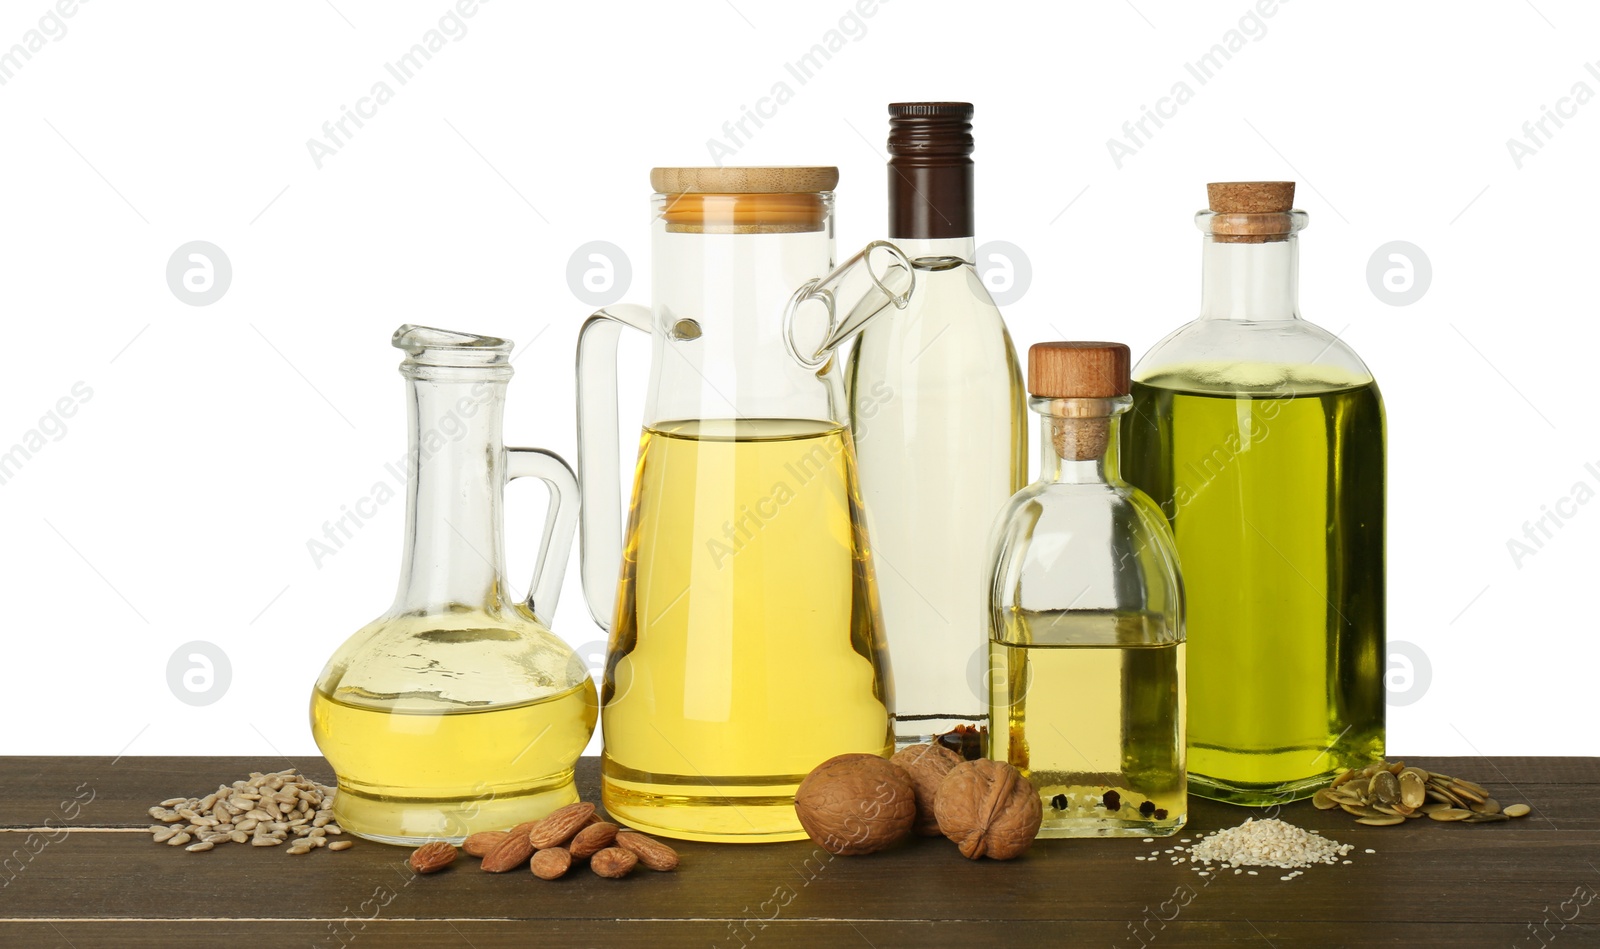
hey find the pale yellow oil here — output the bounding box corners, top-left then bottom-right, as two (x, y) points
(601, 418), (894, 842)
(990, 611), (1186, 837)
(310, 678), (597, 844)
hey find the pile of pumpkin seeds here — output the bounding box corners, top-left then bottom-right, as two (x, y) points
(147, 768), (353, 854)
(1313, 760), (1532, 826)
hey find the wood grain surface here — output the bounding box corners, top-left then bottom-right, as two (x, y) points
(2, 756), (1596, 948)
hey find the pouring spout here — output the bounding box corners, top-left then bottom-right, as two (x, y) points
(784, 240), (916, 372)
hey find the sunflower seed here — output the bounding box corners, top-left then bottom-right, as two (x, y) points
(149, 769), (345, 855)
(327, 840), (354, 851)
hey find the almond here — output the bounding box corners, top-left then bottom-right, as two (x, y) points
(408, 841), (457, 874)
(480, 831), (534, 872)
(615, 830), (679, 871)
(590, 846), (637, 879)
(528, 802), (596, 850)
(462, 831), (508, 858)
(568, 821), (618, 859)
(508, 820), (539, 839)
(530, 846), (572, 880)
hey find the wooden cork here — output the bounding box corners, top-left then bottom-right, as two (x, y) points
(1028, 342), (1131, 399)
(1028, 342), (1130, 461)
(652, 167), (836, 234)
(1206, 181), (1296, 243)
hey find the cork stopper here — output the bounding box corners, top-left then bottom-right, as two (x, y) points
(652, 167), (836, 235)
(1028, 342), (1130, 461)
(1206, 181), (1297, 243)
(1028, 342), (1131, 398)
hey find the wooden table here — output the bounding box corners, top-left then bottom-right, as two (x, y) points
(2, 756), (1595, 947)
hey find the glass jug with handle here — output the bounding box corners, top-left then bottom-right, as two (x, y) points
(312, 325), (597, 845)
(576, 166), (914, 842)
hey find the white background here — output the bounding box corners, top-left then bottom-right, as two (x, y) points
(1, 0), (1594, 760)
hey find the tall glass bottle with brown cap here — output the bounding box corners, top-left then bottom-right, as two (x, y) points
(846, 103), (1027, 752)
(1121, 182), (1385, 806)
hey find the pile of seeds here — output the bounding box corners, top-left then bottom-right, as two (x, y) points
(147, 768), (351, 855)
(1313, 760), (1532, 825)
(1186, 818), (1353, 874)
(1133, 819), (1358, 880)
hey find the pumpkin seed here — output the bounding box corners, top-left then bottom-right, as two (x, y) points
(1428, 808), (1474, 822)
(1356, 816), (1405, 826)
(1371, 771), (1400, 805)
(1399, 771), (1426, 809)
(1503, 804), (1531, 818)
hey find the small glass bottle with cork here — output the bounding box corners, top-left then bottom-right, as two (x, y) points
(985, 342), (1187, 838)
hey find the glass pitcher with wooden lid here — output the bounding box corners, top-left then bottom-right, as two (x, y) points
(576, 167), (914, 842)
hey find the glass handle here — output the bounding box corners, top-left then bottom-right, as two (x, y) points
(783, 240), (916, 372)
(506, 447), (579, 628)
(575, 303), (653, 631)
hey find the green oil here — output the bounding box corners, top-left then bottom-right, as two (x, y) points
(1122, 364), (1385, 805)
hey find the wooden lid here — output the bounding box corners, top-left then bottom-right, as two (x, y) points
(650, 166), (839, 195)
(1028, 342), (1131, 398)
(1206, 182), (1297, 243)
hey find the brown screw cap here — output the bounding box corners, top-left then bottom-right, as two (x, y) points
(1027, 342), (1131, 399)
(887, 103), (975, 240)
(1206, 181), (1297, 243)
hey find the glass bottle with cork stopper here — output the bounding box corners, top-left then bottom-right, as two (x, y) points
(1120, 182), (1385, 806)
(985, 342), (1186, 838)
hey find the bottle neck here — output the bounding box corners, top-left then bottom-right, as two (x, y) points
(889, 168), (973, 240)
(897, 236), (976, 262)
(393, 373), (506, 615)
(1038, 411), (1122, 485)
(1199, 235), (1301, 321)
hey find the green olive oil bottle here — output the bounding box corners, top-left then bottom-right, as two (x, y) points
(1121, 183), (1385, 806)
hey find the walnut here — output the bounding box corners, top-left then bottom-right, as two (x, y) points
(934, 759), (1041, 860)
(892, 743), (962, 836)
(794, 753), (916, 855)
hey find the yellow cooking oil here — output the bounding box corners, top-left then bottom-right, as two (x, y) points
(601, 418), (894, 843)
(310, 674), (597, 844)
(1122, 362), (1385, 804)
(990, 610), (1186, 837)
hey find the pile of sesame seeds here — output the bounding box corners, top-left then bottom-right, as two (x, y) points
(1132, 818), (1374, 882)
